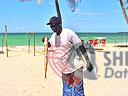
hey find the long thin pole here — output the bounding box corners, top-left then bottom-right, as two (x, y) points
(33, 32), (35, 56)
(1, 32), (4, 53)
(2, 37), (3, 53)
(5, 25), (8, 57)
(44, 37), (48, 78)
(28, 37), (30, 53)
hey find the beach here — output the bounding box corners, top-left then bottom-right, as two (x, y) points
(0, 0), (128, 95)
(0, 44), (128, 96)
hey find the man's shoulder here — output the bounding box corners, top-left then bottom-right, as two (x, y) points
(63, 28), (75, 34)
(63, 28), (74, 32)
(51, 32), (56, 36)
(49, 33), (56, 39)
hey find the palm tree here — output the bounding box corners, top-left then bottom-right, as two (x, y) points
(118, 0), (128, 46)
(36, 0), (81, 24)
(55, 0), (62, 24)
(119, 0), (128, 24)
(22, 0), (128, 26)
(21, 0), (81, 22)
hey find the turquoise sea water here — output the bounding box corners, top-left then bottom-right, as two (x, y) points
(0, 32), (128, 46)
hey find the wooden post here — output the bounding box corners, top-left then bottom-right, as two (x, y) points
(44, 37), (48, 78)
(5, 25), (8, 57)
(28, 37), (30, 53)
(2, 31), (4, 54)
(33, 32), (35, 56)
(2, 37), (3, 53)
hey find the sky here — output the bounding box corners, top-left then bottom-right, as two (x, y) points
(0, 0), (128, 33)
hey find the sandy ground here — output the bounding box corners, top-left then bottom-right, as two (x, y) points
(0, 44), (128, 96)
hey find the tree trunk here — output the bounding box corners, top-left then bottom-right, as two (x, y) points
(119, 0), (128, 25)
(55, 0), (62, 24)
(5, 25), (8, 57)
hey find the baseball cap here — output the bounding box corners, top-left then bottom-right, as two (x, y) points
(47, 16), (61, 25)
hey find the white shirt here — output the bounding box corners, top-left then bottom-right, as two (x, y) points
(49, 28), (81, 47)
(48, 28), (85, 74)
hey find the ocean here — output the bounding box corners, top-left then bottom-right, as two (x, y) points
(0, 32), (128, 46)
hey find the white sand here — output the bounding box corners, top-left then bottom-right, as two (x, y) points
(0, 44), (128, 96)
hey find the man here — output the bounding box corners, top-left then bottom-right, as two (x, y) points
(42, 16), (93, 96)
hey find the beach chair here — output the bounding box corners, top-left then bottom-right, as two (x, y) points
(100, 39), (106, 47)
(93, 39), (99, 46)
(89, 39), (93, 45)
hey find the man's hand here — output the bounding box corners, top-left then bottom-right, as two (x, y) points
(42, 37), (51, 47)
(79, 44), (93, 72)
(42, 37), (45, 43)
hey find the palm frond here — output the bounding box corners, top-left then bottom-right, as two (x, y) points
(36, 0), (43, 5)
(126, 0), (128, 3)
(66, 0), (81, 12)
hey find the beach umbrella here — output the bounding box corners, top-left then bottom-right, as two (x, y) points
(119, 0), (128, 25)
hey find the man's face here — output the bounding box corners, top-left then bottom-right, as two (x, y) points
(50, 23), (57, 32)
(50, 23), (61, 34)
